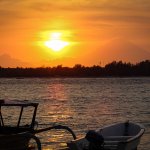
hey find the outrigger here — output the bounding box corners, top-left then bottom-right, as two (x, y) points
(0, 100), (145, 150)
(0, 100), (76, 150)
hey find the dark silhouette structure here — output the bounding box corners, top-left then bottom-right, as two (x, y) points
(0, 60), (149, 77)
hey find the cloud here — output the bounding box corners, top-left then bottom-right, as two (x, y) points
(84, 14), (150, 26)
(29, 1), (56, 12)
(0, 54), (31, 68)
(1, 0), (150, 25)
(0, 0), (150, 64)
(26, 0), (150, 29)
(0, 9), (23, 27)
(30, 0), (150, 12)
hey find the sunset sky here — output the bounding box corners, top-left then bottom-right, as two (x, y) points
(0, 0), (150, 67)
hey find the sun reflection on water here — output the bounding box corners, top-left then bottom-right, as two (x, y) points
(1, 78), (149, 149)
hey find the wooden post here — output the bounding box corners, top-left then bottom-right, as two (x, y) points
(17, 106), (24, 127)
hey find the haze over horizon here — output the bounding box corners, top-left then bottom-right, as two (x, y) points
(0, 0), (150, 67)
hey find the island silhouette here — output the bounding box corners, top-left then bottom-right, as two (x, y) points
(0, 60), (149, 77)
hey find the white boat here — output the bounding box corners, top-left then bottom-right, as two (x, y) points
(67, 121), (145, 150)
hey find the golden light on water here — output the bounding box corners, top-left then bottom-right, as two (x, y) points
(44, 32), (69, 52)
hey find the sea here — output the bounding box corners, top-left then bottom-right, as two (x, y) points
(0, 78), (150, 150)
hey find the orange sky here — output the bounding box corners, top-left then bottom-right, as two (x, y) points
(0, 0), (150, 67)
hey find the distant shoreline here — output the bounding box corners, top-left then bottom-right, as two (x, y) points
(0, 60), (149, 77)
(7, 76), (150, 78)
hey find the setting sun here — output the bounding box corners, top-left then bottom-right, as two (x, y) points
(44, 32), (69, 52)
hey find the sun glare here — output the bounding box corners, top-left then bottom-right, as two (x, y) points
(44, 32), (69, 52)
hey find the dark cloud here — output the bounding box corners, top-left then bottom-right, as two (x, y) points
(25, 0), (150, 13)
(84, 14), (150, 25)
(30, 2), (56, 12)
(26, 0), (150, 28)
(0, 9), (22, 26)
(0, 0), (21, 3)
(1, 0), (150, 24)
(0, 8), (29, 29)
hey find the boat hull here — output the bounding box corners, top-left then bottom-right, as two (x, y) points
(67, 122), (145, 150)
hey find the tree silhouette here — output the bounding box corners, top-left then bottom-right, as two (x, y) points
(0, 60), (149, 77)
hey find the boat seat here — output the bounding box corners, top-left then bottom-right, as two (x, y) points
(104, 136), (133, 141)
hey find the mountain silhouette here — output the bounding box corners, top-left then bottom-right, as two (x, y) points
(96, 38), (150, 64)
(0, 54), (30, 67)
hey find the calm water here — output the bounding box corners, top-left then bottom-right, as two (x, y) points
(0, 78), (150, 150)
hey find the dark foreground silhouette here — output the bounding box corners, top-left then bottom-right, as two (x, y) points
(0, 60), (149, 77)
